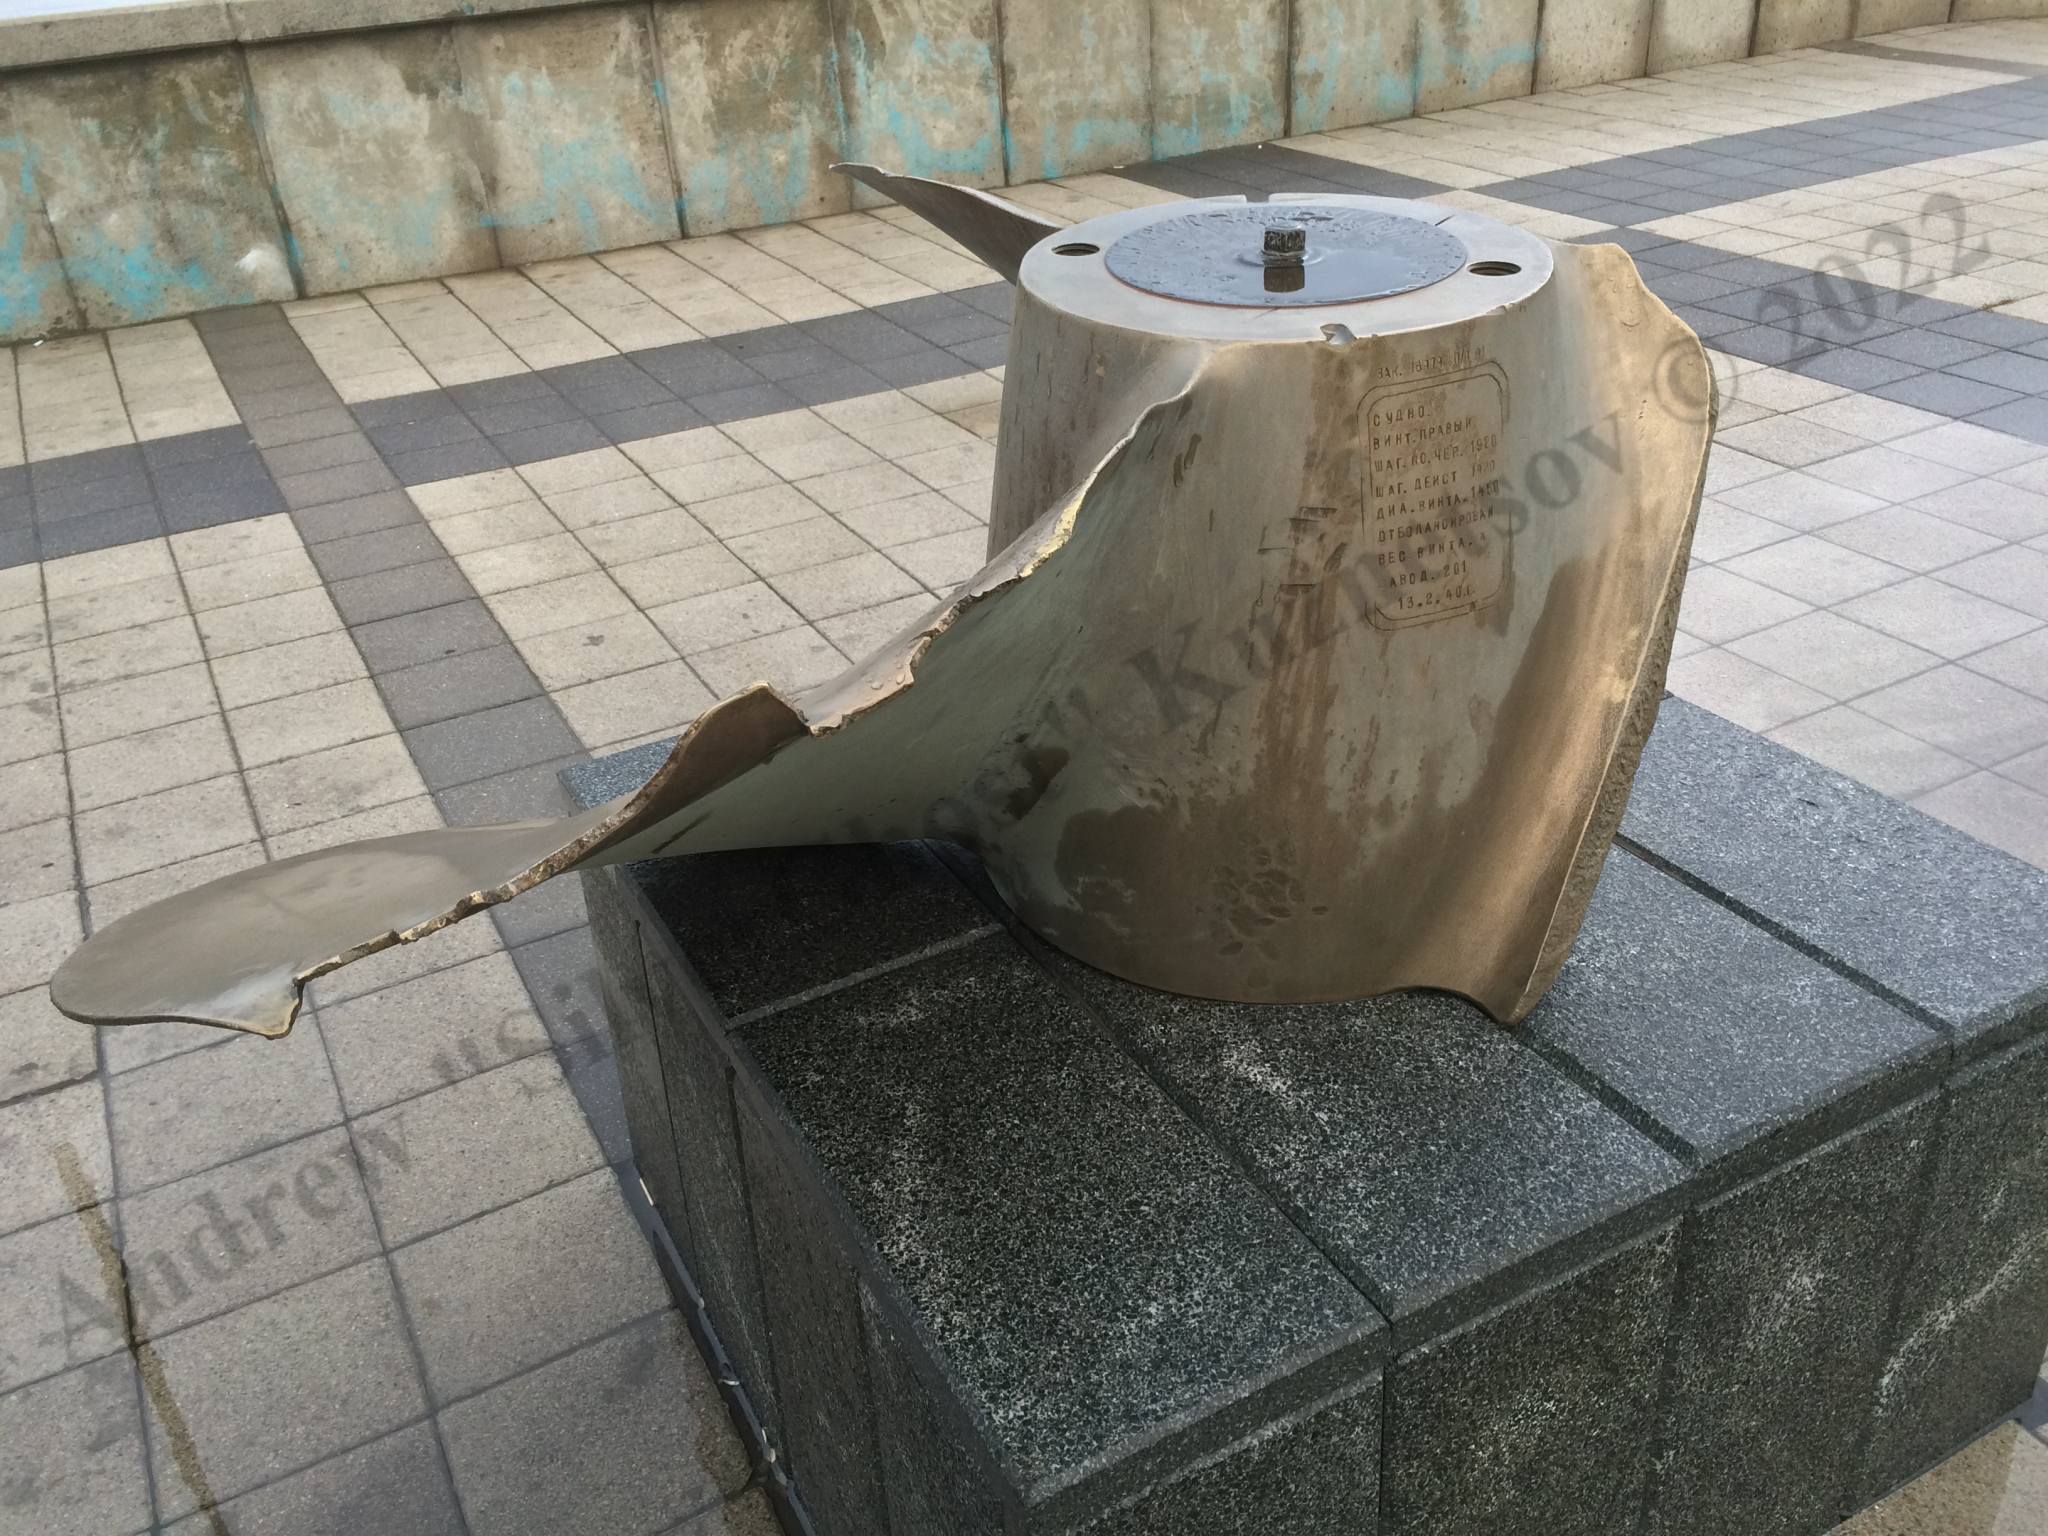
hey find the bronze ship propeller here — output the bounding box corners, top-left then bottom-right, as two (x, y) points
(49, 166), (1713, 1040)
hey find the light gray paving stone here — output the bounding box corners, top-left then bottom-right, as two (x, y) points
(117, 1126), (379, 1341)
(1966, 628), (2048, 702)
(0, 1212), (126, 1390)
(0, 1355), (151, 1536)
(0, 888), (80, 996)
(1718, 469), (1886, 531)
(0, 985), (96, 1106)
(889, 527), (987, 588)
(1806, 444), (1976, 501)
(74, 775), (259, 887)
(161, 1420), (464, 1536)
(0, 644), (51, 708)
(437, 1311), (748, 1536)
(816, 593), (937, 657)
(194, 587), (345, 659)
(611, 543), (755, 607)
(392, 1167), (667, 1403)
(1715, 416), (1865, 468)
(108, 1022), (342, 1195)
(555, 661), (714, 750)
(67, 715), (239, 813)
(1726, 610), (1943, 701)
(0, 1078), (111, 1238)
(46, 576), (185, 648)
(1939, 544), (2048, 622)
(1667, 648), (1832, 732)
(517, 609), (679, 690)
(0, 817), (76, 903)
(768, 549), (921, 618)
(1719, 532), (1910, 608)
(576, 507), (714, 567)
(1838, 576), (2041, 660)
(57, 660), (217, 749)
(142, 1257), (428, 1519)
(49, 613), (202, 690)
(353, 1054), (604, 1245)
(1857, 665), (2048, 768)
(1915, 771), (2048, 870)
(1908, 483), (2048, 548)
(0, 697), (61, 768)
(321, 953), (551, 1117)
(211, 631), (367, 711)
(227, 678), (392, 768)
(243, 736), (427, 836)
(1768, 706), (1976, 800)
(1819, 504), (2005, 573)
(689, 624), (847, 694)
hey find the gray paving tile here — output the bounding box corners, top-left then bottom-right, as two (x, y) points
(291, 488), (422, 545)
(0, 1078), (111, 1239)
(374, 642), (541, 730)
(233, 381), (345, 423)
(247, 405), (365, 450)
(392, 1167), (666, 1403)
(1875, 371), (2022, 418)
(0, 1355), (151, 1536)
(0, 1212), (127, 1388)
(494, 419), (611, 466)
(158, 478), (286, 533)
(351, 598), (506, 674)
(434, 754), (584, 828)
(141, 426), (256, 471)
(305, 522), (444, 584)
(438, 1311), (747, 1535)
(386, 437), (511, 484)
(403, 695), (581, 789)
(329, 559), (474, 626)
(117, 1125), (379, 1340)
(29, 445), (144, 492)
(142, 1257), (427, 1519)
(107, 1023), (342, 1195)
(0, 985), (96, 1106)
(353, 1054), (603, 1244)
(321, 952), (551, 1116)
(259, 431), (382, 480)
(161, 1420), (463, 1536)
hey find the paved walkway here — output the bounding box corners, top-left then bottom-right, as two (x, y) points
(1, 18), (2045, 1536)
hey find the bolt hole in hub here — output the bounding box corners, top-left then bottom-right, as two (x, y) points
(1054, 242), (1101, 256)
(1469, 260), (1522, 276)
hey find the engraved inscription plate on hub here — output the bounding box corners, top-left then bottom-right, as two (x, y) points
(1361, 365), (1509, 630)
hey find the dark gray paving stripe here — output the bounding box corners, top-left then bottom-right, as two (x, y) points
(1581, 230), (2048, 443)
(191, 302), (629, 1178)
(1113, 141), (1448, 203)
(1822, 39), (2048, 77)
(1472, 75), (2048, 226)
(355, 283), (1014, 489)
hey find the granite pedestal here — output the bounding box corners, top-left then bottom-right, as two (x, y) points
(562, 698), (2048, 1536)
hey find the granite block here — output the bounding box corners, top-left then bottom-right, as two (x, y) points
(735, 932), (1385, 1528)
(859, 1280), (1010, 1531)
(735, 1092), (890, 1536)
(1857, 1031), (2048, 1503)
(1083, 1382), (1382, 1535)
(1050, 951), (1684, 1339)
(1001, 0), (1151, 179)
(1622, 697), (2048, 1057)
(1383, 1230), (1678, 1536)
(1528, 848), (1942, 1184)
(583, 868), (691, 1247)
(625, 839), (995, 1019)
(1646, 1096), (1941, 1536)
(641, 951), (782, 1433)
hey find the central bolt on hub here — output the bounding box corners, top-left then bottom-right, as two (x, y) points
(1262, 223), (1308, 265)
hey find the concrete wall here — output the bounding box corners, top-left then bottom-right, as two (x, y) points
(0, 0), (2010, 341)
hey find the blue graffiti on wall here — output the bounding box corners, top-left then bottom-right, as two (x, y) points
(841, 28), (1002, 184)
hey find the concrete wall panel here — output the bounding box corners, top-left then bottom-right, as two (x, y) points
(1855, 0), (1957, 30)
(1753, 0), (1856, 52)
(1291, 0), (1423, 132)
(5, 49), (293, 331)
(1001, 0), (1150, 181)
(1538, 0), (1654, 90)
(0, 94), (85, 339)
(1648, 0), (1759, 71)
(455, 6), (680, 264)
(1414, 0), (1541, 114)
(1950, 0), (2048, 17)
(655, 0), (849, 237)
(832, 0), (1006, 206)
(1150, 0), (1288, 156)
(246, 28), (496, 293)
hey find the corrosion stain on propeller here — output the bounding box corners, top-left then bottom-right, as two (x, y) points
(49, 170), (1712, 1040)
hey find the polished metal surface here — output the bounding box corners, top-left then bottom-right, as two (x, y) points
(51, 181), (1711, 1039)
(1104, 203), (1469, 307)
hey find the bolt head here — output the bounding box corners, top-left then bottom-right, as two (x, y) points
(1263, 223), (1307, 258)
